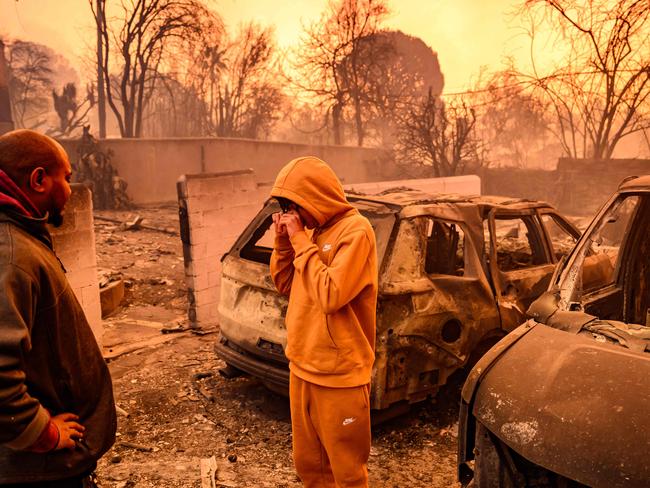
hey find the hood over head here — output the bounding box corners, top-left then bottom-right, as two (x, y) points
(270, 156), (353, 227)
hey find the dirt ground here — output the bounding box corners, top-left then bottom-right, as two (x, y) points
(93, 206), (461, 488)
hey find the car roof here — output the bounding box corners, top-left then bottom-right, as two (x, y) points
(618, 174), (650, 192)
(346, 187), (555, 212)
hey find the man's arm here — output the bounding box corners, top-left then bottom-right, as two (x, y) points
(289, 229), (373, 314)
(270, 213), (295, 296)
(0, 265), (84, 452)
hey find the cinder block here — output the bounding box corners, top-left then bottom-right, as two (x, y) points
(208, 270), (222, 288)
(193, 287), (219, 306)
(81, 285), (101, 321)
(50, 184), (102, 343)
(189, 242), (208, 260)
(71, 213), (94, 232)
(66, 266), (99, 288)
(210, 245), (230, 261)
(197, 177), (234, 195)
(201, 208), (231, 224)
(53, 248), (77, 266)
(186, 194), (230, 212)
(188, 271), (209, 292)
(195, 303), (219, 322)
(185, 257), (218, 277)
(188, 226), (211, 245)
(100, 280), (125, 318)
(187, 211), (204, 229)
(51, 212), (77, 234)
(231, 174), (257, 192)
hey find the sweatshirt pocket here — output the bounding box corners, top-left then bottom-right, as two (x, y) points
(285, 298), (339, 373)
(327, 308), (373, 374)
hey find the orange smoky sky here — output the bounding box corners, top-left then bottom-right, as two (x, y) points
(1, 0), (542, 93)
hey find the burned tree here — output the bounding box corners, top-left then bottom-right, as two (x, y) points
(396, 90), (484, 177)
(6, 40), (54, 130)
(170, 21), (284, 139)
(473, 69), (549, 167)
(204, 23), (284, 139)
(75, 127), (131, 210)
(141, 75), (207, 137)
(292, 0), (390, 146)
(520, 0), (650, 159)
(51, 83), (96, 137)
(346, 30), (444, 147)
(90, 0), (219, 138)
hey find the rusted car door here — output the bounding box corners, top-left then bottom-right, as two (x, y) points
(375, 211), (500, 409)
(487, 208), (555, 330)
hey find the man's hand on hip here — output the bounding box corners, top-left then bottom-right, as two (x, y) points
(51, 413), (85, 450)
(279, 211), (304, 238)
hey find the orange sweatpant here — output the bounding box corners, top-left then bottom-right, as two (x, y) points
(289, 372), (371, 488)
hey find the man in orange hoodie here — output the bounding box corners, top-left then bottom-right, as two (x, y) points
(270, 157), (378, 488)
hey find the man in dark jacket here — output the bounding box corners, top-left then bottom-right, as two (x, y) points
(0, 130), (116, 487)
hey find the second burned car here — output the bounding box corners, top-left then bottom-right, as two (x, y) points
(215, 189), (610, 412)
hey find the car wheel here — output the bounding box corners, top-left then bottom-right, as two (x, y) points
(473, 422), (519, 488)
(473, 422), (586, 488)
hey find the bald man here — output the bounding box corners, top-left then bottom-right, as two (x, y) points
(0, 130), (116, 487)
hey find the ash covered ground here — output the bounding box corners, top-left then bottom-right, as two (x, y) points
(93, 205), (460, 488)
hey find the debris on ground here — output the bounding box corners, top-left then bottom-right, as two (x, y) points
(94, 206), (460, 487)
(95, 214), (179, 236)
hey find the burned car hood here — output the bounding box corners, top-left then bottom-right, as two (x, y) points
(472, 322), (650, 487)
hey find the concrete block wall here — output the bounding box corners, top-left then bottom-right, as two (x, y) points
(478, 167), (560, 204)
(49, 184), (103, 344)
(60, 137), (391, 205)
(178, 170), (266, 328)
(556, 158), (650, 215)
(478, 159), (649, 216)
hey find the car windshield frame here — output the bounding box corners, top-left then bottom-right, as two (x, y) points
(555, 188), (649, 310)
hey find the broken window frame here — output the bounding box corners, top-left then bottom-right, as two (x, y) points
(422, 217), (467, 277)
(536, 211), (580, 264)
(557, 192), (646, 311)
(557, 193), (648, 322)
(487, 211), (551, 273)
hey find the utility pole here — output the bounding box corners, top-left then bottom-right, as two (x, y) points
(0, 39), (14, 135)
(96, 0), (106, 138)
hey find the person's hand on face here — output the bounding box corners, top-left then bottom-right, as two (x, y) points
(279, 210), (304, 238)
(272, 212), (288, 237)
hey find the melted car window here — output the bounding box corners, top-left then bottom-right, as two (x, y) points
(541, 214), (577, 260)
(583, 195), (640, 291)
(424, 219), (465, 276)
(493, 216), (548, 271)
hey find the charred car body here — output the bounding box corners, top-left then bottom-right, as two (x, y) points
(215, 189), (606, 412)
(458, 175), (650, 487)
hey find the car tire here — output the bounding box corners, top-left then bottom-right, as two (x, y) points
(473, 422), (586, 488)
(473, 422), (519, 488)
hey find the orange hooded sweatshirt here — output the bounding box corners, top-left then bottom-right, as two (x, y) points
(270, 157), (378, 388)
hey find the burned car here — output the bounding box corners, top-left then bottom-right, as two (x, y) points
(458, 175), (650, 487)
(215, 189), (601, 412)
